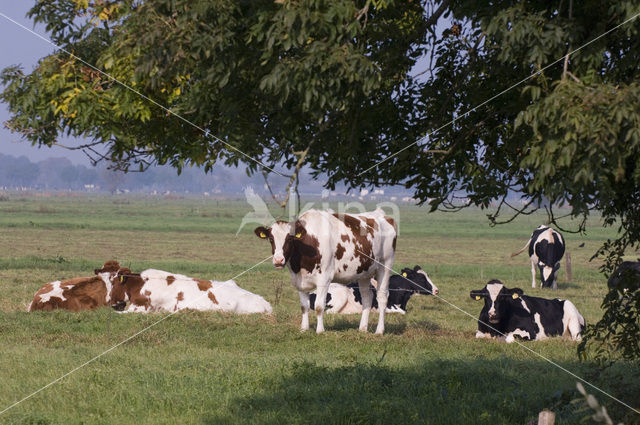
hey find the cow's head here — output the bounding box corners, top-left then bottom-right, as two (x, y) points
(255, 221), (292, 269)
(407, 265), (439, 295)
(94, 260), (121, 275)
(94, 261), (129, 309)
(539, 262), (561, 288)
(470, 280), (523, 324)
(608, 261), (640, 292)
(255, 220), (316, 270)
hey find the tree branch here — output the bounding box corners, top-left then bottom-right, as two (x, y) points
(424, 0), (452, 30)
(562, 0), (573, 80)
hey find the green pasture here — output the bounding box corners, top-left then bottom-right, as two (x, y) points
(0, 194), (638, 424)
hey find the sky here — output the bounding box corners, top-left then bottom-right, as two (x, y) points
(0, 1), (95, 164)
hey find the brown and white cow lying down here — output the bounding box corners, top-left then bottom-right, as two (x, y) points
(28, 260), (128, 312)
(117, 269), (272, 314)
(255, 208), (397, 334)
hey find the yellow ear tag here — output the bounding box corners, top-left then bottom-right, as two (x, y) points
(512, 293), (519, 299)
(119, 275), (124, 283)
(402, 272), (407, 277)
(475, 295), (481, 300)
(295, 232), (302, 238)
(259, 232), (267, 238)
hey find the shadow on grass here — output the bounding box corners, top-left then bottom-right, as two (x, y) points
(555, 281), (583, 290)
(326, 318), (409, 335)
(201, 358), (610, 425)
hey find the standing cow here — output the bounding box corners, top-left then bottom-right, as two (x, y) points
(512, 225), (565, 289)
(255, 208), (397, 334)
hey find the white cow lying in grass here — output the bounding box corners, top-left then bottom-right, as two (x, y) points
(116, 268), (272, 314)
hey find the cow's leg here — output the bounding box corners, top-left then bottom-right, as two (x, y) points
(121, 305), (146, 313)
(313, 279), (332, 334)
(475, 330), (491, 339)
(552, 263), (560, 290)
(531, 258), (537, 288)
(298, 291), (310, 331)
(374, 266), (392, 335)
(358, 278), (374, 332)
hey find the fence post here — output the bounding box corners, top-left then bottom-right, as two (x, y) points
(565, 252), (572, 282)
(538, 409), (555, 425)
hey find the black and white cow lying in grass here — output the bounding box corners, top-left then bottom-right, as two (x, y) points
(470, 279), (584, 343)
(309, 266), (439, 315)
(608, 261), (640, 292)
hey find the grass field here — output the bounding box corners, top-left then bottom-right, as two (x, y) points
(0, 193), (638, 424)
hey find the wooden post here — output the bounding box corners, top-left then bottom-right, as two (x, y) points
(565, 252), (572, 282)
(538, 409), (556, 425)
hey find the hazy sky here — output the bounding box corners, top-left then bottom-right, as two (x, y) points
(0, 1), (96, 164)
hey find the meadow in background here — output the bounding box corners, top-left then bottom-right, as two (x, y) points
(0, 193), (637, 424)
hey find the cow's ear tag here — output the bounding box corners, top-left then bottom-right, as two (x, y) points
(295, 232), (302, 238)
(475, 295), (481, 300)
(119, 275), (124, 283)
(402, 272), (407, 277)
(512, 293), (519, 299)
(259, 232), (267, 238)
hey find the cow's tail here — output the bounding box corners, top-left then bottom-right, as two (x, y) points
(511, 239), (531, 258)
(563, 300), (585, 341)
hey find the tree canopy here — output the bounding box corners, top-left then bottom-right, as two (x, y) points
(2, 0), (640, 359)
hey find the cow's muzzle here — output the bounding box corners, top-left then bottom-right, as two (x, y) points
(111, 301), (127, 311)
(273, 256), (286, 269)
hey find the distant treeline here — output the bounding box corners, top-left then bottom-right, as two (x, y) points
(0, 153), (331, 195)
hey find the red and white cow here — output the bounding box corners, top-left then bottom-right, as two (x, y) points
(255, 208), (397, 334)
(117, 269), (272, 314)
(28, 260), (128, 312)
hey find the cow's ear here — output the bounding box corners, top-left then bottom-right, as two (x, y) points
(117, 268), (131, 284)
(470, 290), (485, 300)
(509, 288), (524, 299)
(413, 265), (422, 272)
(254, 226), (270, 239)
(293, 221), (307, 239)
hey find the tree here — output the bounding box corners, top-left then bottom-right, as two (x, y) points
(1, 0), (640, 359)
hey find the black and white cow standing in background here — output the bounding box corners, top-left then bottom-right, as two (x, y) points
(512, 225), (565, 289)
(308, 266), (439, 314)
(470, 279), (584, 343)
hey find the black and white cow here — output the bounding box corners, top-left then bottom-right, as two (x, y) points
(308, 266), (439, 314)
(512, 225), (565, 289)
(255, 208), (397, 334)
(607, 261), (640, 292)
(470, 279), (584, 343)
